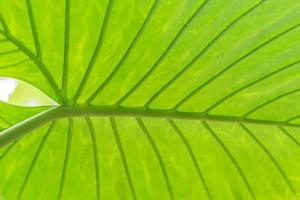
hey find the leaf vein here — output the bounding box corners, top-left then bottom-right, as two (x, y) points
(205, 59), (300, 114)
(136, 118), (174, 200)
(0, 15), (64, 103)
(62, 0), (71, 95)
(115, 0), (209, 106)
(73, 0), (114, 102)
(86, 117), (101, 200)
(244, 89), (300, 118)
(173, 22), (300, 111)
(240, 124), (296, 195)
(168, 119), (212, 200)
(278, 127), (300, 148)
(86, 0), (160, 104)
(57, 118), (73, 200)
(110, 117), (137, 200)
(26, 0), (42, 58)
(203, 121), (256, 199)
(17, 122), (55, 200)
(144, 0), (266, 108)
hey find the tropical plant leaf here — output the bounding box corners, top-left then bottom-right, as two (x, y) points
(1, 0), (300, 199)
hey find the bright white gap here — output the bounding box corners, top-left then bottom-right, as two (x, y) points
(0, 78), (17, 102)
(0, 77), (56, 106)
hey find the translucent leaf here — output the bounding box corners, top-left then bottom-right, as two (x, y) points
(1, 0), (300, 199)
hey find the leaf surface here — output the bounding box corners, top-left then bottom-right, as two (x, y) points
(1, 0), (300, 199)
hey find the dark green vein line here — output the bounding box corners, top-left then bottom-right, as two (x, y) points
(86, 117), (100, 200)
(203, 121), (256, 199)
(110, 117), (137, 200)
(58, 118), (73, 200)
(8, 104), (300, 131)
(173, 22), (300, 111)
(0, 20), (64, 103)
(0, 15), (9, 32)
(0, 48), (20, 56)
(204, 59), (300, 114)
(167, 119), (212, 200)
(244, 89), (300, 118)
(26, 0), (41, 58)
(0, 59), (30, 69)
(240, 124), (296, 195)
(144, 0), (266, 108)
(62, 0), (71, 95)
(72, 0), (114, 102)
(85, 0), (160, 104)
(135, 118), (174, 200)
(287, 113), (300, 123)
(17, 122), (55, 200)
(279, 127), (300, 147)
(115, 0), (209, 106)
(0, 140), (17, 160)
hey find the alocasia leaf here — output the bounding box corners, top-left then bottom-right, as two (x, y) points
(1, 0), (300, 199)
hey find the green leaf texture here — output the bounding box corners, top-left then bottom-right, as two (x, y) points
(1, 0), (300, 199)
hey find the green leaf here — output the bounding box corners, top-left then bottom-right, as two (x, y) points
(1, 0), (300, 199)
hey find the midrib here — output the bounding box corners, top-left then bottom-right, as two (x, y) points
(0, 105), (299, 146)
